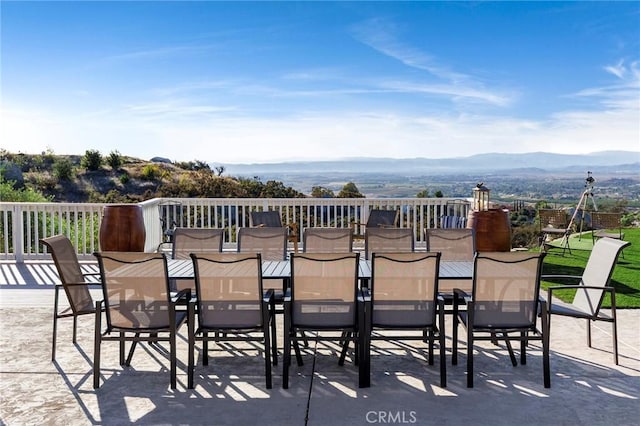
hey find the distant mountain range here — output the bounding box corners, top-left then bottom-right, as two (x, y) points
(223, 151), (640, 176)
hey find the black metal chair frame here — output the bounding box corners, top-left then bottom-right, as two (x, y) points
(187, 253), (276, 389)
(93, 252), (191, 389)
(452, 252), (550, 388)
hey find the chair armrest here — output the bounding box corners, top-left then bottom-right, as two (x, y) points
(358, 287), (371, 303)
(453, 288), (471, 303)
(541, 274), (582, 281)
(547, 285), (615, 305)
(172, 288), (191, 304)
(65, 281), (102, 287)
(263, 288), (275, 304)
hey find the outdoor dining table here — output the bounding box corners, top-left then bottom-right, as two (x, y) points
(167, 258), (473, 292)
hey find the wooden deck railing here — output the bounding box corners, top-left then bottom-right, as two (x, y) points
(0, 197), (470, 262)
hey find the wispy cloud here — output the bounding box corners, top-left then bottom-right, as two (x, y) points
(349, 18), (511, 106)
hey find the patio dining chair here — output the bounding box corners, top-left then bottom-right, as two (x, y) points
(171, 227), (224, 292)
(188, 253), (276, 389)
(250, 210), (299, 253)
(590, 212), (625, 255)
(538, 209), (571, 255)
(364, 227), (414, 260)
(93, 252), (191, 389)
(425, 228), (475, 295)
(41, 235), (102, 361)
(452, 251), (550, 388)
(303, 227), (353, 253)
(352, 209), (399, 240)
(543, 237), (630, 365)
(364, 252), (446, 388)
(283, 252), (368, 388)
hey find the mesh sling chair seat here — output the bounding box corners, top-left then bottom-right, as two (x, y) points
(171, 227), (224, 293)
(452, 251), (550, 388)
(364, 252), (446, 388)
(93, 252), (191, 389)
(543, 238), (631, 365)
(538, 209), (571, 255)
(41, 235), (102, 361)
(250, 210), (299, 253)
(187, 253), (276, 389)
(364, 227), (414, 260)
(425, 228), (475, 295)
(283, 252), (369, 389)
(303, 227), (354, 253)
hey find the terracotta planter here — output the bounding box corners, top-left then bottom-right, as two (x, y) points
(99, 205), (146, 251)
(467, 209), (511, 252)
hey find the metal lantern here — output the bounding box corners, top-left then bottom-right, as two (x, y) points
(472, 183), (490, 211)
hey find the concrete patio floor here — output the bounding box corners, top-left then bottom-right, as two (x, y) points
(1, 264), (639, 425)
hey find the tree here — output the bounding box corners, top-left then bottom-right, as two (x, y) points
(337, 182), (364, 198)
(311, 186), (335, 198)
(214, 166), (225, 176)
(416, 189), (429, 198)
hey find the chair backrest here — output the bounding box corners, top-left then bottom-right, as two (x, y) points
(290, 252), (359, 328)
(94, 252), (171, 330)
(237, 226), (287, 261)
(366, 209), (399, 228)
(590, 212), (622, 232)
(572, 238), (630, 316)
(191, 253), (264, 329)
(365, 227), (414, 260)
(303, 228), (353, 253)
(425, 228), (475, 262)
(472, 252), (545, 329)
(250, 211), (283, 228)
(370, 252), (440, 328)
(172, 228), (224, 259)
(538, 209), (569, 230)
(41, 235), (94, 313)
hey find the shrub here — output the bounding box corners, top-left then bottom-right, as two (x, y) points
(106, 150), (122, 170)
(81, 150), (102, 171)
(141, 164), (160, 181)
(53, 158), (74, 181)
(119, 173), (130, 184)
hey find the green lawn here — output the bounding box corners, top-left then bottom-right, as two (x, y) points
(540, 228), (640, 308)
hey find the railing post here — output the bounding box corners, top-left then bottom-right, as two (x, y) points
(12, 204), (24, 263)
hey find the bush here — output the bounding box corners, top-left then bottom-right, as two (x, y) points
(81, 150), (102, 171)
(106, 150), (122, 170)
(119, 173), (130, 184)
(141, 164), (160, 181)
(53, 158), (74, 181)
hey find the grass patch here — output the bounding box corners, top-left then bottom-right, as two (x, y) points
(540, 228), (640, 308)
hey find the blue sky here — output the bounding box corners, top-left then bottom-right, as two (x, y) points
(2, 1), (639, 164)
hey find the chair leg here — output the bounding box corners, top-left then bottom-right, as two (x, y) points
(467, 327), (474, 388)
(339, 332), (350, 366)
(93, 303), (102, 389)
(52, 286), (60, 361)
(541, 301), (551, 388)
(125, 334), (139, 366)
(203, 332), (209, 366)
(587, 319), (592, 348)
(503, 333), (517, 367)
(119, 332), (126, 366)
(428, 329), (434, 366)
(187, 304), (195, 389)
(283, 318), (291, 389)
(73, 315), (78, 344)
(611, 293), (619, 365)
(438, 304), (447, 388)
(520, 331), (527, 366)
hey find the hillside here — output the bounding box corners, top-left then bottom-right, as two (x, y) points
(0, 152), (304, 203)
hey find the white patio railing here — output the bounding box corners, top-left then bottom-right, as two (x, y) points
(0, 197), (470, 262)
